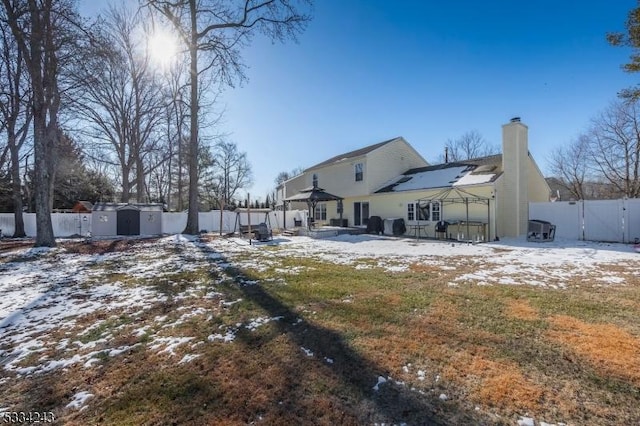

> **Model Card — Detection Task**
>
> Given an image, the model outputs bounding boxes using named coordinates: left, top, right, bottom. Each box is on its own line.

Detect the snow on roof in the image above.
left=376, top=163, right=497, bottom=193
left=453, top=171, right=496, bottom=186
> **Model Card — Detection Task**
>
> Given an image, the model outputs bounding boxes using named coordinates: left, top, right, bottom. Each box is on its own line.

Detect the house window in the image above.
left=315, top=203, right=327, bottom=221
left=355, top=163, right=363, bottom=182
left=312, top=173, right=318, bottom=188
left=431, top=201, right=441, bottom=221
left=417, top=202, right=429, bottom=221
left=408, top=201, right=440, bottom=222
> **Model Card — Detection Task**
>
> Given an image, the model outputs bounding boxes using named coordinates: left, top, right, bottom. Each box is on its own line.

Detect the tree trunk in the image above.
left=121, top=167, right=130, bottom=203
left=183, top=0, right=199, bottom=234
left=31, top=2, right=56, bottom=247
left=9, top=135, right=25, bottom=237
left=136, top=157, right=145, bottom=203
left=32, top=116, right=56, bottom=246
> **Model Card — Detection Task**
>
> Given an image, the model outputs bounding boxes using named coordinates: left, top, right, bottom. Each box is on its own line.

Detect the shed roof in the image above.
left=92, top=202, right=164, bottom=212
left=72, top=201, right=93, bottom=212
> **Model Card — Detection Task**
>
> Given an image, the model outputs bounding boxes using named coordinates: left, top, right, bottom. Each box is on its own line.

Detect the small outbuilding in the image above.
left=72, top=201, right=93, bottom=213
left=92, top=203, right=163, bottom=237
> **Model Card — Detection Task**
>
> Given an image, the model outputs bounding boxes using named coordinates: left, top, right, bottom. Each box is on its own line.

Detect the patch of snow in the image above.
left=208, top=330, right=236, bottom=343
left=517, top=417, right=535, bottom=426
left=373, top=376, right=387, bottom=391
left=108, top=344, right=140, bottom=357
left=378, top=165, right=469, bottom=192
left=179, top=354, right=201, bottom=364
left=149, top=337, right=194, bottom=356
left=245, top=316, right=283, bottom=331
left=454, top=172, right=495, bottom=186
left=596, top=275, right=625, bottom=284
left=66, top=391, right=94, bottom=410
left=133, top=326, right=151, bottom=337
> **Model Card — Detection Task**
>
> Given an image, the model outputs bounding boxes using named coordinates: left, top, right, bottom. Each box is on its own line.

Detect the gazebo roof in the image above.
left=284, top=186, right=343, bottom=203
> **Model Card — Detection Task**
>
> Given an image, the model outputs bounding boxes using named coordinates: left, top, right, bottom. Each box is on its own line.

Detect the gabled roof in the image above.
left=376, top=154, right=503, bottom=193
left=305, top=137, right=402, bottom=171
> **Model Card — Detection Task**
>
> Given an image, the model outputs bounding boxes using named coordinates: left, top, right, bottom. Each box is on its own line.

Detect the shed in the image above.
left=72, top=201, right=93, bottom=213
left=92, top=203, right=163, bottom=236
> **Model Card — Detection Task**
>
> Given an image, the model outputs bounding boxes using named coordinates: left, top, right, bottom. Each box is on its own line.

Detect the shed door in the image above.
left=117, top=209, right=140, bottom=235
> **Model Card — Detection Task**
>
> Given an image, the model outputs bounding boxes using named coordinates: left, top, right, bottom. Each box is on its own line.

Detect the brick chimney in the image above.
left=500, top=117, right=529, bottom=237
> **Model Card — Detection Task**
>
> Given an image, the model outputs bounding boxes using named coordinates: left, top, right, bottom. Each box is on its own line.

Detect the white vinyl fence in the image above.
left=0, top=209, right=308, bottom=238
left=162, top=210, right=307, bottom=234
left=0, top=213, right=93, bottom=238
left=529, top=199, right=640, bottom=243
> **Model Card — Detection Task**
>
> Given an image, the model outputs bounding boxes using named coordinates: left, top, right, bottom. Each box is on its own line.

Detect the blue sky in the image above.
left=81, top=1, right=639, bottom=201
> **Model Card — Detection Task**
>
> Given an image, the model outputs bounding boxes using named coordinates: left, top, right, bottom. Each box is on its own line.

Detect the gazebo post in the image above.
left=465, top=197, right=470, bottom=242
left=487, top=199, right=491, bottom=242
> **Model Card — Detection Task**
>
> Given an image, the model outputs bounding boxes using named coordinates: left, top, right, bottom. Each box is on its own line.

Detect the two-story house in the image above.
left=279, top=118, right=550, bottom=238
left=278, top=137, right=428, bottom=227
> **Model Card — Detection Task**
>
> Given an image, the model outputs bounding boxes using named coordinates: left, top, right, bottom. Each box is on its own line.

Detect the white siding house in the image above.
left=279, top=137, right=428, bottom=227
left=279, top=119, right=549, bottom=237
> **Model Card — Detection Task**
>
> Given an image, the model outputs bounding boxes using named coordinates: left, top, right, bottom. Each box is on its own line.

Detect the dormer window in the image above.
left=355, top=163, right=363, bottom=182
left=312, top=173, right=318, bottom=188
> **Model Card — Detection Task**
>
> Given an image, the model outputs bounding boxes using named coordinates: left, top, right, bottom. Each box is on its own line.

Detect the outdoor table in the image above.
left=408, top=223, right=430, bottom=239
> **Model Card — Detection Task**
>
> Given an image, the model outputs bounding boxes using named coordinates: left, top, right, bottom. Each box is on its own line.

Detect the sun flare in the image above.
left=148, top=30, right=178, bottom=67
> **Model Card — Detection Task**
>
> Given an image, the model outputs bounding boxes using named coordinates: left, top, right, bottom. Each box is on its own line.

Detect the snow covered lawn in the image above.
left=1, top=234, right=639, bottom=425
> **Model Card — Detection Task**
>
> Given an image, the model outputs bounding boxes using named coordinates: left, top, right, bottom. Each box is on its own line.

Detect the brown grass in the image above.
left=444, top=353, right=544, bottom=412
left=505, top=299, right=539, bottom=321
left=3, top=237, right=640, bottom=425
left=547, top=315, right=640, bottom=385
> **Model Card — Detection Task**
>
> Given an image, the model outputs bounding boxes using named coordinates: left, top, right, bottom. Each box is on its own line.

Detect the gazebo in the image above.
left=415, top=187, right=494, bottom=242
left=284, top=185, right=343, bottom=230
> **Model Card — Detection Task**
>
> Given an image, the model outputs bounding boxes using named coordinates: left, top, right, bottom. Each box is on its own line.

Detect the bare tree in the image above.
left=442, top=130, right=498, bottom=162
left=1, top=0, right=80, bottom=246
left=548, top=135, right=590, bottom=200
left=69, top=4, right=165, bottom=203
left=586, top=100, right=640, bottom=198
left=0, top=11, right=32, bottom=236
left=274, top=166, right=304, bottom=185
left=143, top=0, right=311, bottom=234
left=212, top=139, right=252, bottom=206
left=160, top=61, right=191, bottom=211
left=554, top=99, right=640, bottom=199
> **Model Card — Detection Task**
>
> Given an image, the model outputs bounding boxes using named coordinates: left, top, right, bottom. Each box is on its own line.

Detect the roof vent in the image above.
left=510, top=117, right=521, bottom=123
